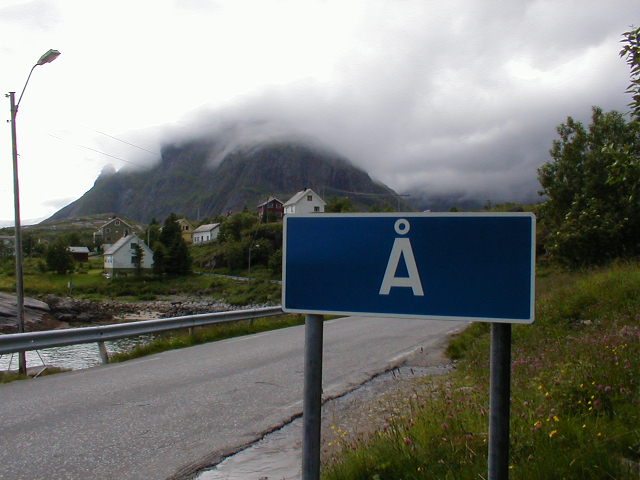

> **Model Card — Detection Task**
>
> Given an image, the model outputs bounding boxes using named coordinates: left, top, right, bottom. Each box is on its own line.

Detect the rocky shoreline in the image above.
left=1, top=293, right=265, bottom=334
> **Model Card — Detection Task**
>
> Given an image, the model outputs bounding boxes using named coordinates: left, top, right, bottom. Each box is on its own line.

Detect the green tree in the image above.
left=620, top=26, right=640, bottom=119
left=153, top=214, right=192, bottom=276
left=45, top=242, right=74, bottom=274
left=218, top=212, right=257, bottom=243
left=131, top=243, right=144, bottom=275
left=537, top=107, right=640, bottom=266
left=145, top=218, right=161, bottom=247
left=325, top=196, right=354, bottom=213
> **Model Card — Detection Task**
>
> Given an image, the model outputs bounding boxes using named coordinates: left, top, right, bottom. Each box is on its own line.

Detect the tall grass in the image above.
left=323, top=261, right=640, bottom=479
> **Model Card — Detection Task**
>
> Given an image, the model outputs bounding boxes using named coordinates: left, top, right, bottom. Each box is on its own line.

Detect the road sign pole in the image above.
left=302, top=314, right=324, bottom=480
left=488, top=322, right=512, bottom=480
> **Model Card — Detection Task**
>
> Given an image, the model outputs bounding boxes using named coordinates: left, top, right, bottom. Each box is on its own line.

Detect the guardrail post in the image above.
left=302, top=314, right=324, bottom=480
left=97, top=341, right=109, bottom=364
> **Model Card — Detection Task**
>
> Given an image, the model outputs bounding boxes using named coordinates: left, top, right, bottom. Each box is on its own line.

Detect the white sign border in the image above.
left=282, top=212, right=536, bottom=324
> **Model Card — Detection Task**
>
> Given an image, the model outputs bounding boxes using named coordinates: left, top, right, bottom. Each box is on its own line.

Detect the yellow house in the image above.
left=176, top=218, right=194, bottom=244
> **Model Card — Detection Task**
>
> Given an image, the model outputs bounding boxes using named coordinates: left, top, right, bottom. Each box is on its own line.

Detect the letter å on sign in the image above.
left=283, top=213, right=535, bottom=324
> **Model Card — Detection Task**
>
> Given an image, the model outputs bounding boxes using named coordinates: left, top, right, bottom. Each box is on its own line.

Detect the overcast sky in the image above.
left=0, top=0, right=637, bottom=225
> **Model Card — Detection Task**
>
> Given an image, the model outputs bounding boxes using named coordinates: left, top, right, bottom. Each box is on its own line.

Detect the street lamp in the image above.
left=6, top=49, right=60, bottom=375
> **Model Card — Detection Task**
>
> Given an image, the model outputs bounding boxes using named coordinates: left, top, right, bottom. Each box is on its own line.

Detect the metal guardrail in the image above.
left=0, top=306, right=284, bottom=356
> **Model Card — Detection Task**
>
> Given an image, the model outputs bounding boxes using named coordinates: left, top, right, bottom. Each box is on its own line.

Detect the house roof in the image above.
left=193, top=223, right=220, bottom=233
left=99, top=216, right=133, bottom=230
left=104, top=234, right=146, bottom=255
left=257, top=197, right=283, bottom=208
left=284, top=188, right=326, bottom=207
left=68, top=246, right=90, bottom=254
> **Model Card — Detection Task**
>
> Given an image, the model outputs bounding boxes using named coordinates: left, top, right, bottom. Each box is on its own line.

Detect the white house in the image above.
left=103, top=234, right=153, bottom=275
left=192, top=223, right=220, bottom=245
left=283, top=188, right=326, bottom=214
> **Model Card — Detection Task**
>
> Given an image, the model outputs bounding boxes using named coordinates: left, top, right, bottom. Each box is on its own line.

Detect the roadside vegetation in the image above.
left=0, top=366, right=69, bottom=384
left=322, top=261, right=640, bottom=479
left=109, top=313, right=304, bottom=363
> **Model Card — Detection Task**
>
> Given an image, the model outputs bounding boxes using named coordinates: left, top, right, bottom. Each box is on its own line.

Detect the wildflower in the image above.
left=404, top=437, right=413, bottom=445
left=549, top=430, right=558, bottom=438
left=532, top=420, right=543, bottom=431
left=582, top=424, right=587, bottom=429
left=553, top=415, right=560, bottom=422
left=441, top=423, right=449, bottom=430
left=545, top=392, right=551, bottom=398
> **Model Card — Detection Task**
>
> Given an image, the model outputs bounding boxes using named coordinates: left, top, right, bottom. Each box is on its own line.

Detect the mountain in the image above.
left=47, top=139, right=408, bottom=223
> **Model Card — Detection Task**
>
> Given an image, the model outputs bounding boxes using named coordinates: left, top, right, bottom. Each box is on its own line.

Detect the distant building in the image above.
left=176, top=218, right=194, bottom=244
left=68, top=246, right=90, bottom=262
left=103, top=234, right=153, bottom=275
left=93, top=217, right=136, bottom=249
left=284, top=188, right=326, bottom=215
left=257, top=197, right=284, bottom=221
left=192, top=223, right=221, bottom=245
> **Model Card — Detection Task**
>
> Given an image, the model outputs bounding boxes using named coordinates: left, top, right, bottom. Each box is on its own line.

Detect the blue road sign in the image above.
left=282, top=213, right=535, bottom=323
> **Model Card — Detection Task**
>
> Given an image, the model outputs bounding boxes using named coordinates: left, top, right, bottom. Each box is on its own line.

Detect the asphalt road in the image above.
left=0, top=316, right=462, bottom=480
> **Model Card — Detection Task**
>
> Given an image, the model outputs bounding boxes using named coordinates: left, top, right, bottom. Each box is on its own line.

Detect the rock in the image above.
left=0, top=292, right=65, bottom=333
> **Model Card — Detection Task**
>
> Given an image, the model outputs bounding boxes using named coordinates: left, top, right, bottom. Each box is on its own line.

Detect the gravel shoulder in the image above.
left=320, top=337, right=456, bottom=463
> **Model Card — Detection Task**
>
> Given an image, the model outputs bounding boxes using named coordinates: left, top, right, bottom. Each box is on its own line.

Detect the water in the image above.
left=0, top=335, right=155, bottom=372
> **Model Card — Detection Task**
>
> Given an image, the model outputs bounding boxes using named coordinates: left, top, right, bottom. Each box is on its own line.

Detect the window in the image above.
left=130, top=243, right=138, bottom=249
left=115, top=220, right=120, bottom=226
left=105, top=228, right=110, bottom=233
left=314, top=206, right=320, bottom=212
left=307, top=195, right=313, bottom=201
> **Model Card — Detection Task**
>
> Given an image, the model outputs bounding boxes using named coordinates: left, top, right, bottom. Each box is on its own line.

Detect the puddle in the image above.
left=193, top=364, right=453, bottom=480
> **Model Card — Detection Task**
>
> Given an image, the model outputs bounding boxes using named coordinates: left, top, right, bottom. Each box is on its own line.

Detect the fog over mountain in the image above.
left=1, top=1, right=634, bottom=223
left=48, top=130, right=408, bottom=223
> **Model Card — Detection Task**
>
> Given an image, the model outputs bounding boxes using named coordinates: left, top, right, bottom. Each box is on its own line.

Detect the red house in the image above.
left=257, top=197, right=284, bottom=221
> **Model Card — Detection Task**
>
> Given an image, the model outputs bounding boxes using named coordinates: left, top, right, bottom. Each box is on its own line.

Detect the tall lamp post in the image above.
left=6, top=49, right=60, bottom=375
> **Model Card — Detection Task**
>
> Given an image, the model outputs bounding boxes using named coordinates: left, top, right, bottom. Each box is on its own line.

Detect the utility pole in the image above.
left=7, top=91, right=26, bottom=375
left=6, top=49, right=61, bottom=375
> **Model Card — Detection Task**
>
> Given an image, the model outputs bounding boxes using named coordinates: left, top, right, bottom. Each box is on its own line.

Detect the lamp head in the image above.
left=36, top=49, right=61, bottom=66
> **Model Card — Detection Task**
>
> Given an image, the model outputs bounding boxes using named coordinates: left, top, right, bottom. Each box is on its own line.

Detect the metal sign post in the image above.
left=283, top=213, right=535, bottom=480
left=302, top=314, right=324, bottom=480
left=489, top=322, right=512, bottom=480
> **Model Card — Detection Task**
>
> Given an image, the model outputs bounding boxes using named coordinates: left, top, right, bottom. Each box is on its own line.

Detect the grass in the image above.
left=109, top=313, right=304, bottom=362
left=0, top=366, right=70, bottom=384
left=0, top=265, right=281, bottom=305
left=322, top=261, right=640, bottom=479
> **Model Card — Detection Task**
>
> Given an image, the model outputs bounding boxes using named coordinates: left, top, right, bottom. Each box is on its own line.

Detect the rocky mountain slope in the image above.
left=48, top=139, right=407, bottom=223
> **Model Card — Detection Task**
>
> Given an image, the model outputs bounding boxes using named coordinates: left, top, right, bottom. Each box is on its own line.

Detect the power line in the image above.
left=91, top=129, right=159, bottom=156
left=48, top=134, right=140, bottom=166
